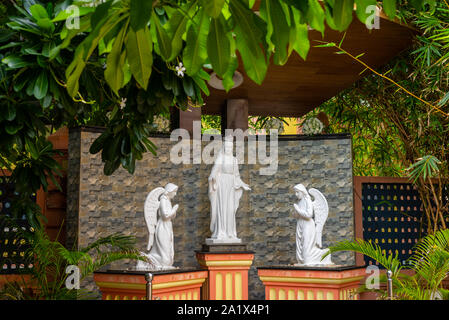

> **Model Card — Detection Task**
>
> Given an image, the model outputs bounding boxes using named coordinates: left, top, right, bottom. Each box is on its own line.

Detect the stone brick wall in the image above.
left=67, top=127, right=355, bottom=300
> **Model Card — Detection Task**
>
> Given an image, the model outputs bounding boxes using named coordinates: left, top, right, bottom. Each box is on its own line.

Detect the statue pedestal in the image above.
left=93, top=268, right=207, bottom=300
left=196, top=244, right=254, bottom=300
left=257, top=265, right=366, bottom=300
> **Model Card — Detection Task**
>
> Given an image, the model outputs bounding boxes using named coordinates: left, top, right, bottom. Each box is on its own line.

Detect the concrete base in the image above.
left=257, top=266, right=366, bottom=300
left=205, top=237, right=242, bottom=245
left=202, top=243, right=248, bottom=253
left=93, top=268, right=207, bottom=300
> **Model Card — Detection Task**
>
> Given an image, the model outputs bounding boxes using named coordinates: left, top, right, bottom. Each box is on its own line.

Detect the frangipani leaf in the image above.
left=207, top=14, right=231, bottom=77
left=183, top=9, right=210, bottom=76
left=126, top=26, right=153, bottom=89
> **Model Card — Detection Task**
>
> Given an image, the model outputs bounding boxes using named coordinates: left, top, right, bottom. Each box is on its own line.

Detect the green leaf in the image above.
left=25, top=137, right=39, bottom=160
left=282, top=0, right=309, bottom=14
left=221, top=55, right=238, bottom=92
left=5, top=105, right=16, bottom=121
left=29, top=4, right=49, bottom=20
left=382, top=0, right=397, bottom=19
left=166, top=1, right=198, bottom=61
left=7, top=17, right=41, bottom=35
left=183, top=8, right=210, bottom=75
left=201, top=0, right=225, bottom=18
left=36, top=18, right=55, bottom=32
left=327, top=239, right=402, bottom=275
left=207, top=14, right=231, bottom=77
left=354, top=0, right=377, bottom=23
left=13, top=73, right=29, bottom=92
left=91, top=1, right=113, bottom=30
left=324, top=2, right=338, bottom=30
left=42, top=41, right=56, bottom=58
left=33, top=71, right=48, bottom=100
left=104, top=159, right=120, bottom=176
left=410, top=0, right=424, bottom=11
left=105, top=20, right=128, bottom=94
left=60, top=15, right=91, bottom=47
left=333, top=0, right=354, bottom=32
left=52, top=6, right=95, bottom=22
left=90, top=132, right=110, bottom=154
left=26, top=74, right=37, bottom=96
left=151, top=10, right=172, bottom=61
left=406, top=155, right=441, bottom=183
left=130, top=0, right=153, bottom=31
left=66, top=13, right=125, bottom=97
left=5, top=123, right=23, bottom=135
left=437, top=92, right=449, bottom=107
left=0, top=30, right=15, bottom=43
left=307, top=0, right=325, bottom=34
left=260, top=0, right=290, bottom=65
left=229, top=0, right=268, bottom=84
left=292, top=19, right=310, bottom=60
left=192, top=73, right=210, bottom=95
left=41, top=95, right=52, bottom=108
left=126, top=26, right=153, bottom=89
left=182, top=77, right=195, bottom=97
left=2, top=55, right=31, bottom=69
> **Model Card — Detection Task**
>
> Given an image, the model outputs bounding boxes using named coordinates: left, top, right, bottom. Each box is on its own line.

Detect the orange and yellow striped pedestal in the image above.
left=257, top=266, right=366, bottom=300
left=196, top=251, right=254, bottom=300
left=93, top=268, right=207, bottom=300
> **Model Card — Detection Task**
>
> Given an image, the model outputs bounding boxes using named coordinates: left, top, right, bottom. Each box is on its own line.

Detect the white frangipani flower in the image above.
left=175, top=62, right=186, bottom=77
left=119, top=98, right=127, bottom=109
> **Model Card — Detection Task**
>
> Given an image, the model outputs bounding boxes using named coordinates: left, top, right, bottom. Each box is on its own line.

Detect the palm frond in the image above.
left=80, top=233, right=138, bottom=254
left=407, top=229, right=449, bottom=293
left=1, top=227, right=142, bottom=299
left=406, top=155, right=441, bottom=183
left=79, top=250, right=144, bottom=280
left=325, top=238, right=403, bottom=275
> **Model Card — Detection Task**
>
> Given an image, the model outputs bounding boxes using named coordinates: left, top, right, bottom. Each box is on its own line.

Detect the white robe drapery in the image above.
left=208, top=152, right=245, bottom=241
left=294, top=196, right=332, bottom=265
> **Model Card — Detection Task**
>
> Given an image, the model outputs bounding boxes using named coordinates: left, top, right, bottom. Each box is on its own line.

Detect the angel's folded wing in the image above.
left=308, top=188, right=329, bottom=248
left=144, top=187, right=165, bottom=251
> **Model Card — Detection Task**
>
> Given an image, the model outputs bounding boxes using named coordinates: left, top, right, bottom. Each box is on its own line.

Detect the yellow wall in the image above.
left=282, top=118, right=299, bottom=134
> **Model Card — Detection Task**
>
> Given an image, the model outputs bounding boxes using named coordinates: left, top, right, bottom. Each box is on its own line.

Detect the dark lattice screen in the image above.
left=0, top=177, right=34, bottom=274
left=362, top=182, right=426, bottom=268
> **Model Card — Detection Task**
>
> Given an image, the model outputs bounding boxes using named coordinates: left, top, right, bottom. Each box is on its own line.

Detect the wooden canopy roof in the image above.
left=202, top=13, right=416, bottom=117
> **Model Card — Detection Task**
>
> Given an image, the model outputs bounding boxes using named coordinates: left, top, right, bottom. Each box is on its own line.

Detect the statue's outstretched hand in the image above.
left=241, top=183, right=251, bottom=191
left=173, top=204, right=179, bottom=213
left=210, top=178, right=217, bottom=191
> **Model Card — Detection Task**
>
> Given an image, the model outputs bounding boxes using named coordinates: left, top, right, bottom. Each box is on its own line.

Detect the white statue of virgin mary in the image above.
left=206, top=136, right=251, bottom=244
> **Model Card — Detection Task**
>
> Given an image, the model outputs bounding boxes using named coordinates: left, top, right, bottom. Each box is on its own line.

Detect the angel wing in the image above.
left=295, top=220, right=304, bottom=264
left=308, top=188, right=329, bottom=248
left=144, top=187, right=165, bottom=251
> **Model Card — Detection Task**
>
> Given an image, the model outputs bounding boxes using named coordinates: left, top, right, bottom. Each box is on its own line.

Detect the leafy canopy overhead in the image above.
left=0, top=0, right=431, bottom=191
left=64, top=0, right=435, bottom=95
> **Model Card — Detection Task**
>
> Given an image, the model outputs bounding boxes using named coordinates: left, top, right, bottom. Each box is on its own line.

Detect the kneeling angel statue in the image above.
left=293, top=184, right=333, bottom=266
left=136, top=183, right=179, bottom=270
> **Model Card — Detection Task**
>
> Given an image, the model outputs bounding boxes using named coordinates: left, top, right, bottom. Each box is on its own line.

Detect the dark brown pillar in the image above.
left=223, top=99, right=249, bottom=132
left=170, top=105, right=202, bottom=135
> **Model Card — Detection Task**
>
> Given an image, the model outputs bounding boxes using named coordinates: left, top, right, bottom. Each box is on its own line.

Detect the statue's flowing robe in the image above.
left=208, top=152, right=244, bottom=240
left=148, top=194, right=176, bottom=267
left=294, top=196, right=332, bottom=265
